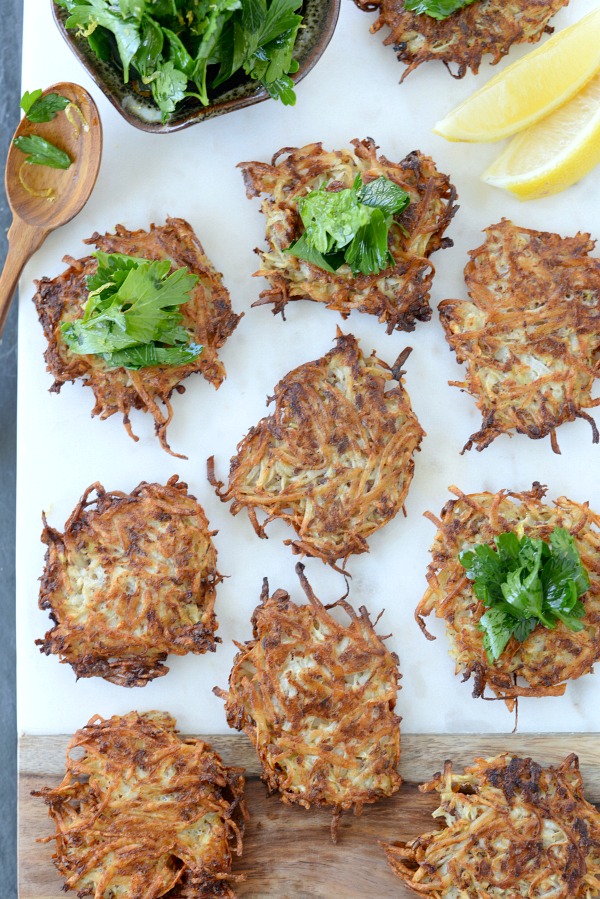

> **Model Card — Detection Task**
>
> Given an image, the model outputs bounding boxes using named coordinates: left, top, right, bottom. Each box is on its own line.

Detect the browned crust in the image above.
left=238, top=138, right=457, bottom=334
left=385, top=753, right=600, bottom=898
left=354, top=0, right=569, bottom=79
left=416, top=484, right=600, bottom=707
left=215, top=563, right=401, bottom=838
left=209, top=330, right=424, bottom=567
left=33, top=711, right=246, bottom=898
left=439, top=220, right=600, bottom=453
left=33, top=217, right=242, bottom=457
left=37, top=475, right=221, bottom=687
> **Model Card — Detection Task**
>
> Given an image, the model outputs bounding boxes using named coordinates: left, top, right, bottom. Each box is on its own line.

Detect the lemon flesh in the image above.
left=482, top=72, right=600, bottom=200
left=434, top=6, right=600, bottom=142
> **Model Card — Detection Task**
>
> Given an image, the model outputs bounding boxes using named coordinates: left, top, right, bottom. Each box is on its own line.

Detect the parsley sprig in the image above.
left=20, top=89, right=70, bottom=122
left=56, top=0, right=304, bottom=120
left=285, top=175, right=410, bottom=277
left=404, top=0, right=477, bottom=20
left=61, top=252, right=203, bottom=370
left=13, top=89, right=73, bottom=171
left=459, top=529, right=590, bottom=663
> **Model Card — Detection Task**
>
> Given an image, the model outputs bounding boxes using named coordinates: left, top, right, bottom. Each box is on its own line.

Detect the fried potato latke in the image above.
left=385, top=753, right=600, bottom=899
left=354, top=0, right=569, bottom=80
left=209, top=331, right=424, bottom=567
left=37, top=476, right=221, bottom=687
left=215, top=563, right=401, bottom=838
left=33, top=711, right=246, bottom=899
left=239, top=138, right=457, bottom=333
left=439, top=220, right=600, bottom=453
left=416, top=484, right=600, bottom=707
left=33, top=217, right=241, bottom=457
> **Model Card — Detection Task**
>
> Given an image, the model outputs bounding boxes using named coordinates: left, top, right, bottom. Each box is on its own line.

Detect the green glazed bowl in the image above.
left=52, top=0, right=341, bottom=133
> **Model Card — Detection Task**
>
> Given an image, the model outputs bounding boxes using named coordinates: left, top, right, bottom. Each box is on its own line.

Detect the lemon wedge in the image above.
left=482, top=71, right=600, bottom=200
left=434, top=6, right=600, bottom=142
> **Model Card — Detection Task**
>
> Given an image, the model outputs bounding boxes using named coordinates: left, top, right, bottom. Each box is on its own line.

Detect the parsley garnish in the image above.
left=459, top=529, right=590, bottom=663
left=61, top=252, right=203, bottom=370
left=56, top=0, right=304, bottom=121
left=404, top=0, right=477, bottom=19
left=13, top=135, right=72, bottom=169
left=285, top=175, right=410, bottom=277
left=20, top=89, right=70, bottom=123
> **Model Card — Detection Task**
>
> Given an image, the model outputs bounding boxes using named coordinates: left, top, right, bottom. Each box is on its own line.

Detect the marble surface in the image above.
left=16, top=0, right=600, bottom=748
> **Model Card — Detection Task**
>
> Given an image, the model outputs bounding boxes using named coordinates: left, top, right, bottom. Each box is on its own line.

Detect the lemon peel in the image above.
left=434, top=7, right=600, bottom=142
left=482, top=71, right=600, bottom=200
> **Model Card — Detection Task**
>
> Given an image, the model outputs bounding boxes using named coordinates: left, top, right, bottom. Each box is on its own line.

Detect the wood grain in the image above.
left=20, top=733, right=600, bottom=899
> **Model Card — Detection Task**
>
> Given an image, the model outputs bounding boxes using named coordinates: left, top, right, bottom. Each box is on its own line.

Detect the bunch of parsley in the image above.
left=56, top=0, right=304, bottom=120
left=285, top=175, right=410, bottom=277
left=61, top=252, right=202, bottom=370
left=459, top=528, right=590, bottom=663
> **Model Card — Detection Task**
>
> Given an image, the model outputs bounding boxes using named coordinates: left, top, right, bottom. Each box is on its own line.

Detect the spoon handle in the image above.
left=0, top=217, right=48, bottom=338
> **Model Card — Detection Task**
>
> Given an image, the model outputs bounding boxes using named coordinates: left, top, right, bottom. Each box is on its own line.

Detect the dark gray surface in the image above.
left=1, top=0, right=22, bottom=894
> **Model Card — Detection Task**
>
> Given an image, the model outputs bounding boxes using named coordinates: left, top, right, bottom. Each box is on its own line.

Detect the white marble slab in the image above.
left=17, top=0, right=600, bottom=736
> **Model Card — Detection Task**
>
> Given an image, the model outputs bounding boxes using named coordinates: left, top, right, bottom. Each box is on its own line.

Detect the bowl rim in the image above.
left=51, top=0, right=342, bottom=134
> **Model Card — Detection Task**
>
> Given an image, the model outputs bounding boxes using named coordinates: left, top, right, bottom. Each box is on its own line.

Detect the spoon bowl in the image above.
left=0, top=82, right=102, bottom=334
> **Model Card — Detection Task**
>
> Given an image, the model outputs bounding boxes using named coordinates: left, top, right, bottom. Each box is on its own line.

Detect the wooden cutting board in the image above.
left=20, top=733, right=600, bottom=898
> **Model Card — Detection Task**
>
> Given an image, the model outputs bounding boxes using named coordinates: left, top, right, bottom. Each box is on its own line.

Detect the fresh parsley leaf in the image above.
left=64, top=0, right=142, bottom=82
left=20, top=89, right=43, bottom=116
left=284, top=232, right=346, bottom=273
left=104, top=342, right=202, bottom=369
left=357, top=176, right=411, bottom=216
left=285, top=175, right=410, bottom=277
left=61, top=253, right=202, bottom=370
left=13, top=135, right=72, bottom=169
left=149, top=60, right=189, bottom=117
left=479, top=607, right=513, bottom=664
left=21, top=91, right=70, bottom=123
left=403, top=0, right=477, bottom=20
left=134, top=15, right=164, bottom=79
left=459, top=528, right=590, bottom=663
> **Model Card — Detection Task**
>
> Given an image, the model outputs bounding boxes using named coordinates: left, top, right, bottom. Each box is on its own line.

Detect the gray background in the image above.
left=2, top=0, right=23, bottom=893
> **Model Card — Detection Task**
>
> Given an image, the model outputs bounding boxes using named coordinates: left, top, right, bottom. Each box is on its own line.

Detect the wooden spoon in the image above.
left=0, top=82, right=102, bottom=336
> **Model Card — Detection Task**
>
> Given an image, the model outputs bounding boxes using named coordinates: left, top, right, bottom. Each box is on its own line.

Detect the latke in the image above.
left=439, top=220, right=600, bottom=453
left=354, top=0, right=569, bottom=80
left=33, top=217, right=241, bottom=457
left=209, top=331, right=424, bottom=567
left=215, top=563, right=401, bottom=838
left=385, top=753, right=600, bottom=898
left=37, top=476, right=221, bottom=687
left=416, top=484, right=600, bottom=706
left=239, top=138, right=457, bottom=333
left=33, top=711, right=246, bottom=898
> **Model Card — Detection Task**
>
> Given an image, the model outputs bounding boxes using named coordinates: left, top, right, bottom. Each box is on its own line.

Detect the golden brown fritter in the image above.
left=385, top=753, right=600, bottom=898
left=215, top=563, right=401, bottom=839
left=33, top=711, right=246, bottom=899
left=354, top=0, right=569, bottom=80
left=33, top=217, right=242, bottom=457
left=439, top=220, right=600, bottom=453
left=416, top=484, right=600, bottom=707
left=239, top=138, right=457, bottom=334
left=209, top=331, right=424, bottom=568
left=37, top=476, right=221, bottom=687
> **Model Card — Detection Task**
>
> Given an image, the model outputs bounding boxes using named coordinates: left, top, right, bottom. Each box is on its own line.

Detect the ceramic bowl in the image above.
left=52, top=0, right=341, bottom=134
